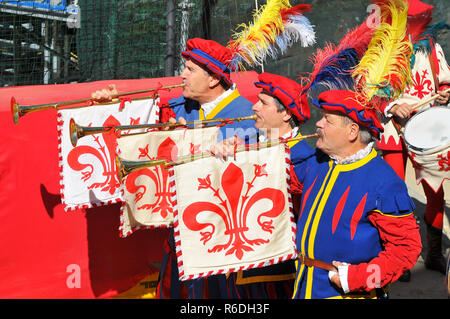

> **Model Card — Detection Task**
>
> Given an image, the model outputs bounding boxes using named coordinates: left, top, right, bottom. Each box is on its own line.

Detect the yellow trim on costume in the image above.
left=299, top=149, right=378, bottom=298
left=235, top=269, right=296, bottom=285
left=326, top=285, right=390, bottom=299
left=287, top=132, right=302, bottom=148
left=199, top=108, right=205, bottom=121
left=326, top=293, right=377, bottom=299
left=112, top=272, right=159, bottom=299
left=200, top=89, right=241, bottom=121
left=292, top=260, right=305, bottom=299
left=371, top=210, right=414, bottom=217
left=337, top=148, right=377, bottom=172
left=295, top=161, right=333, bottom=299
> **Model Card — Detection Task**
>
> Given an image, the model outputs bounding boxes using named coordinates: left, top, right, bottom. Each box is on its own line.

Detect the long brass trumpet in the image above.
left=115, top=133, right=319, bottom=181
left=70, top=114, right=257, bottom=147
left=11, top=83, right=185, bottom=125
left=116, top=157, right=167, bottom=183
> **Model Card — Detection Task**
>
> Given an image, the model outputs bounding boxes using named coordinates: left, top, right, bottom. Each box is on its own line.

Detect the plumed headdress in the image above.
left=308, top=0, right=414, bottom=139
left=227, top=0, right=315, bottom=71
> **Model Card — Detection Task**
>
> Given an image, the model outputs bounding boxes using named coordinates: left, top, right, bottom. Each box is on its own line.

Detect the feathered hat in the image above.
left=181, top=38, right=235, bottom=86
left=181, top=1, right=316, bottom=87
left=227, top=0, right=316, bottom=71
left=310, top=0, right=414, bottom=139
left=300, top=16, right=375, bottom=97
left=352, top=0, right=413, bottom=111
left=255, top=72, right=310, bottom=123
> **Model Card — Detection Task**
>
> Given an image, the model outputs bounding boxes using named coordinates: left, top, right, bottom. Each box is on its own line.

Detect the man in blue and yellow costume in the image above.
left=219, top=72, right=314, bottom=299
left=161, top=38, right=256, bottom=143
left=157, top=38, right=255, bottom=299
left=292, top=90, right=422, bottom=299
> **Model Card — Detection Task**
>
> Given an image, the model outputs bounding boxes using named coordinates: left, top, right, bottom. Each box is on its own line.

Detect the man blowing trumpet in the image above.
left=214, top=76, right=422, bottom=298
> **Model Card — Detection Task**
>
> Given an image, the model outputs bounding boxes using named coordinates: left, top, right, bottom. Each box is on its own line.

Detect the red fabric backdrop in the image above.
left=0, top=71, right=260, bottom=298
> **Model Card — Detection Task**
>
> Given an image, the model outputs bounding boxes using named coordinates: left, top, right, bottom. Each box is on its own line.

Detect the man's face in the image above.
left=252, top=92, right=286, bottom=132
left=180, top=58, right=211, bottom=101
left=315, top=109, right=349, bottom=155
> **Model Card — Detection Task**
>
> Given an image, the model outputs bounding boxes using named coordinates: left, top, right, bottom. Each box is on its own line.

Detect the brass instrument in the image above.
left=69, top=114, right=257, bottom=147
left=115, top=156, right=166, bottom=183
left=11, top=83, right=185, bottom=125
left=115, top=133, right=319, bottom=181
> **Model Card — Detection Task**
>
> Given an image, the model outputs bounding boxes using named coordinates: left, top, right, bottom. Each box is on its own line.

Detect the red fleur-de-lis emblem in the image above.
left=437, top=151, right=450, bottom=172
left=406, top=69, right=433, bottom=99
left=182, top=162, right=285, bottom=260
left=125, top=137, right=178, bottom=219
left=67, top=115, right=122, bottom=195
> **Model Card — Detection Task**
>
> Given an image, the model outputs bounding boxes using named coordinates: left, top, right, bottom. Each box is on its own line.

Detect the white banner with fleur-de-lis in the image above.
left=57, top=98, right=159, bottom=212
left=116, top=127, right=220, bottom=237
left=171, top=143, right=297, bottom=281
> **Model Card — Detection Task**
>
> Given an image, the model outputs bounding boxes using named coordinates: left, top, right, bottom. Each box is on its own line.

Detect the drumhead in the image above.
left=403, top=107, right=450, bottom=152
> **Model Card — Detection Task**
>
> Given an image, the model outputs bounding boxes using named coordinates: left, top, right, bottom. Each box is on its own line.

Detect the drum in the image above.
left=403, top=107, right=450, bottom=154
left=403, top=107, right=450, bottom=192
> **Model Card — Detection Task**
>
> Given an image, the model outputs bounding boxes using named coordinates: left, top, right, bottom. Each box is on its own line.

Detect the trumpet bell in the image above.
left=69, top=118, right=80, bottom=147
left=11, top=97, right=19, bottom=125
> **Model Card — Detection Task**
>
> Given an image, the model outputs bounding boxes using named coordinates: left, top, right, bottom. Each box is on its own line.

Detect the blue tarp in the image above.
left=0, top=1, right=78, bottom=13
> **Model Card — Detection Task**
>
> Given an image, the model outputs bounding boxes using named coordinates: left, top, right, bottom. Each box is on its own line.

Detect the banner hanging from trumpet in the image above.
left=117, top=126, right=220, bottom=238
left=57, top=98, right=160, bottom=212
left=171, top=143, right=297, bottom=281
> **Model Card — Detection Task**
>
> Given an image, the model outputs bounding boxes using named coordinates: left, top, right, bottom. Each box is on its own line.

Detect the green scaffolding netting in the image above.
left=0, top=0, right=258, bottom=87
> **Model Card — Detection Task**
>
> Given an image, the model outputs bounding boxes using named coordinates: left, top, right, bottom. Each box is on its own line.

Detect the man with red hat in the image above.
left=377, top=0, right=450, bottom=277
left=155, top=38, right=257, bottom=299
left=161, top=38, right=256, bottom=142
left=212, top=72, right=315, bottom=299
left=290, top=89, right=422, bottom=299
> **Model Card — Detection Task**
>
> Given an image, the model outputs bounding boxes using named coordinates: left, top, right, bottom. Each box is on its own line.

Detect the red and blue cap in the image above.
left=181, top=38, right=233, bottom=87
left=312, top=90, right=384, bottom=139
left=254, top=72, right=310, bottom=124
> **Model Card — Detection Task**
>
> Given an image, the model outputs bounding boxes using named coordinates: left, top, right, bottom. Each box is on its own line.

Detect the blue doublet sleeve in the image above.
left=168, top=96, right=201, bottom=122
left=372, top=158, right=416, bottom=216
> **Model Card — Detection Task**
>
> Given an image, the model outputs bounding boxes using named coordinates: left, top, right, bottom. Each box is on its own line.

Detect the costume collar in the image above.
left=330, top=142, right=374, bottom=165
left=201, top=84, right=236, bottom=118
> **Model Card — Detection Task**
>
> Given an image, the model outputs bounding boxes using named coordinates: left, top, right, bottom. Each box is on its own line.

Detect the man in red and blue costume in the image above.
left=161, top=38, right=256, bottom=143
left=292, top=90, right=422, bottom=299
left=157, top=38, right=255, bottom=299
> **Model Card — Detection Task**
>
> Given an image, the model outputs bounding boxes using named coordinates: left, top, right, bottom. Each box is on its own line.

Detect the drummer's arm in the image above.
left=435, top=84, right=450, bottom=105
left=387, top=103, right=415, bottom=119
left=378, top=97, right=414, bottom=119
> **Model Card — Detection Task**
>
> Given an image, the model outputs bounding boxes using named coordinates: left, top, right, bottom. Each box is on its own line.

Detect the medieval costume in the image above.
left=292, top=90, right=422, bottom=299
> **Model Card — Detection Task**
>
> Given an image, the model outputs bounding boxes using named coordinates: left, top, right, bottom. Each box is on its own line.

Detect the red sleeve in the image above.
left=159, top=104, right=176, bottom=123
left=377, top=99, right=390, bottom=114
left=347, top=212, right=422, bottom=292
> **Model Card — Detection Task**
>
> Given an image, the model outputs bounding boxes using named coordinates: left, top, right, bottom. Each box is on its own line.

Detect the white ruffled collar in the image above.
left=200, top=84, right=236, bottom=117
left=330, top=142, right=374, bottom=165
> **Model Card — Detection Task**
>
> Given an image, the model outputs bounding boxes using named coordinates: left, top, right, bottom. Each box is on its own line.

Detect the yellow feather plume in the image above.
left=352, top=0, right=413, bottom=109
left=227, top=0, right=315, bottom=71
